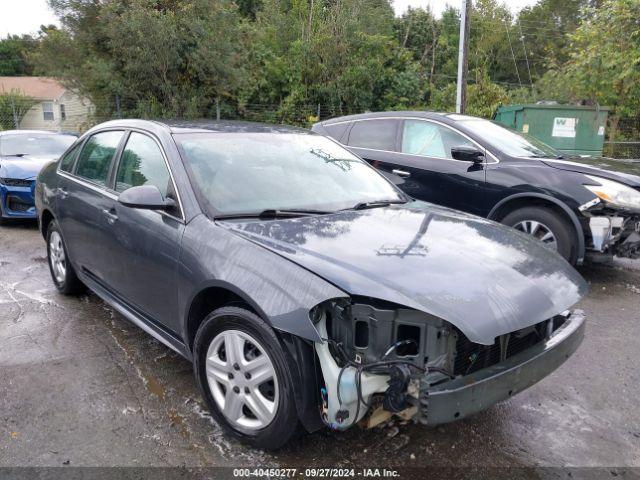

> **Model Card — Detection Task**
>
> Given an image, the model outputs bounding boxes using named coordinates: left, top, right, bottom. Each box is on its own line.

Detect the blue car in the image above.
left=0, top=130, right=76, bottom=223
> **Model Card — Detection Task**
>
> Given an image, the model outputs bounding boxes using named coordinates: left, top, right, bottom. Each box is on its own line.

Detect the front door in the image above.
left=395, top=119, right=487, bottom=215
left=348, top=118, right=488, bottom=216
left=109, top=131, right=184, bottom=334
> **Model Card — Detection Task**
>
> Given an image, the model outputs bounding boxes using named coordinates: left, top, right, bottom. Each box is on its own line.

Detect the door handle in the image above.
left=392, top=169, right=411, bottom=178
left=102, top=208, right=118, bottom=225
left=58, top=187, right=69, bottom=199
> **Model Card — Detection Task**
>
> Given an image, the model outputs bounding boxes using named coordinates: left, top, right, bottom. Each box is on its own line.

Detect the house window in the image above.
left=43, top=102, right=54, bottom=121
left=60, top=104, right=66, bottom=121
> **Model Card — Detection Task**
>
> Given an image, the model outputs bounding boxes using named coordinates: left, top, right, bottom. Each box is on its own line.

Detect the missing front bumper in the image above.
left=418, top=310, right=585, bottom=425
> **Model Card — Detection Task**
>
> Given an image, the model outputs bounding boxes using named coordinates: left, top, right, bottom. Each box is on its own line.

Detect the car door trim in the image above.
left=331, top=116, right=500, bottom=164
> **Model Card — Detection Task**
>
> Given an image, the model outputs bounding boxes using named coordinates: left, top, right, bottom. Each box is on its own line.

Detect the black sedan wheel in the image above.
left=502, top=206, right=577, bottom=264
left=193, top=306, right=300, bottom=450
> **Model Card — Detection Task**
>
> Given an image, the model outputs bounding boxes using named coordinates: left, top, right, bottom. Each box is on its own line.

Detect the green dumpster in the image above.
left=493, top=104, right=609, bottom=156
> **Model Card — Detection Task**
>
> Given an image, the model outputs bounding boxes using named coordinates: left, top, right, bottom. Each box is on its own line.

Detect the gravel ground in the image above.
left=1, top=221, right=639, bottom=471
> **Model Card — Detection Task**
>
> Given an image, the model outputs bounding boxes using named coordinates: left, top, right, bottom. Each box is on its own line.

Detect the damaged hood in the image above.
left=542, top=157, right=640, bottom=187
left=222, top=203, right=588, bottom=345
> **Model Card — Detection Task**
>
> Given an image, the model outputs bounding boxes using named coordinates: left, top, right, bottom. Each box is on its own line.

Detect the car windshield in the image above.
left=0, top=133, right=76, bottom=157
left=456, top=118, right=561, bottom=158
left=175, top=132, right=404, bottom=216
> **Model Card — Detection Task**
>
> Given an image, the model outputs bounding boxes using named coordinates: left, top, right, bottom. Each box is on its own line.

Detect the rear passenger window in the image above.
left=59, top=143, right=81, bottom=172
left=115, top=132, right=171, bottom=197
left=75, top=131, right=123, bottom=186
left=348, top=120, right=398, bottom=151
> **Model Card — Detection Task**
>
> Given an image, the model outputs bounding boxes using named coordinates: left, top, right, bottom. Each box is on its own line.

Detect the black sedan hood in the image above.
left=542, top=157, right=640, bottom=187
left=222, top=203, right=588, bottom=345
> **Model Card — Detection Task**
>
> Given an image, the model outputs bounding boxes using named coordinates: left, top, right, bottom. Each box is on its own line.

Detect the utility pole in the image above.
left=455, top=0, right=471, bottom=114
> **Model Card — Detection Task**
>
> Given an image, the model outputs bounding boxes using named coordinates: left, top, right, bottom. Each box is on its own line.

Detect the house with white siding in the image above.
left=0, top=77, right=95, bottom=133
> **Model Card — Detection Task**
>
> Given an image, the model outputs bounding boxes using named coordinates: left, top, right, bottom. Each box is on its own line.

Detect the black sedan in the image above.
left=36, top=120, right=586, bottom=449
left=312, top=112, right=640, bottom=265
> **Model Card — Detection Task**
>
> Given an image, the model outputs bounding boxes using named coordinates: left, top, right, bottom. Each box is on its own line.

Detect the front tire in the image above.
left=46, top=220, right=84, bottom=294
left=193, top=307, right=300, bottom=450
left=501, top=206, right=578, bottom=264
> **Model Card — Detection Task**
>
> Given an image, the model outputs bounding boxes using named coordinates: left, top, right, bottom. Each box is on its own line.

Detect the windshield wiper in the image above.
left=347, top=199, right=408, bottom=211
left=3, top=153, right=29, bottom=157
left=214, top=208, right=332, bottom=220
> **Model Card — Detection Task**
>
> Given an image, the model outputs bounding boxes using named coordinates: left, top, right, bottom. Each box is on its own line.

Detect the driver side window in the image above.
left=401, top=120, right=474, bottom=159
left=115, top=132, right=171, bottom=197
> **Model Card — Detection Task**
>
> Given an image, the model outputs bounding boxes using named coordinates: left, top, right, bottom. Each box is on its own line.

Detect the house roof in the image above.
left=0, top=77, right=66, bottom=100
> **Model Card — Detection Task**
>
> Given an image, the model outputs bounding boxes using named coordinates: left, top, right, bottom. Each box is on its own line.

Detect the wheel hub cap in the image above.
left=513, top=220, right=558, bottom=251
left=49, top=231, right=67, bottom=283
left=205, top=330, right=278, bottom=431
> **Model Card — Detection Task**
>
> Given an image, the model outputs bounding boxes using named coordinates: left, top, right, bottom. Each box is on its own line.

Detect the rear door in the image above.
left=56, top=130, right=125, bottom=289
left=344, top=118, right=414, bottom=187
left=395, top=119, right=487, bottom=215
left=108, top=131, right=184, bottom=334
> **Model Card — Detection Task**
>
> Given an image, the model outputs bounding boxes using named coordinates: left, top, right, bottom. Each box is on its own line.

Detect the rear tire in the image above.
left=501, top=206, right=578, bottom=264
left=46, top=220, right=85, bottom=294
left=193, top=306, right=301, bottom=450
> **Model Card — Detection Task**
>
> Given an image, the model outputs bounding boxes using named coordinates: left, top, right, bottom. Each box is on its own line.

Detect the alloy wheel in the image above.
left=49, top=231, right=67, bottom=283
left=205, top=329, right=279, bottom=431
left=513, top=220, right=558, bottom=251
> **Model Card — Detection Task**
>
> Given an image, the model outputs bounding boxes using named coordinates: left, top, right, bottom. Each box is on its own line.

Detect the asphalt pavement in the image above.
left=1, top=221, right=639, bottom=471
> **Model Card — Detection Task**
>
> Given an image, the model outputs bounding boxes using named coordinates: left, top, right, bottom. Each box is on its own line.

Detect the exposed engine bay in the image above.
left=580, top=199, right=640, bottom=259
left=313, top=299, right=573, bottom=429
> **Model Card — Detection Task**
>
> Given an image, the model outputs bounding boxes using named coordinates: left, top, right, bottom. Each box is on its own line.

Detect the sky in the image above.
left=0, top=0, right=541, bottom=37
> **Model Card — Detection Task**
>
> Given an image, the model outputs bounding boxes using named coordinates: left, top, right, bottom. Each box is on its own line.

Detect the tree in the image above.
left=238, top=0, right=422, bottom=124
left=516, top=0, right=596, bottom=81
left=36, top=0, right=245, bottom=117
left=560, top=0, right=640, bottom=119
left=0, top=91, right=38, bottom=129
left=0, top=35, right=37, bottom=76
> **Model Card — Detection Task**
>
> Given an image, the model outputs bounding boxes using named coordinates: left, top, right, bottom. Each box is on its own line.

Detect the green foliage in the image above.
left=466, top=76, right=509, bottom=117
left=0, top=35, right=37, bottom=76
left=36, top=0, right=245, bottom=117
left=562, top=0, right=640, bottom=118
left=0, top=91, right=38, bottom=129
left=25, top=0, right=638, bottom=127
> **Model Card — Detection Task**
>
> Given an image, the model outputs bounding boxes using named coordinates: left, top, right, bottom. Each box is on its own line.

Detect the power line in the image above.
left=518, top=20, right=533, bottom=88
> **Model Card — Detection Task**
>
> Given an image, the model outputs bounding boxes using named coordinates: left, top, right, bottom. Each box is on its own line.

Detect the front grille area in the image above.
left=7, top=195, right=33, bottom=213
left=453, top=315, right=567, bottom=376
left=1, top=178, right=32, bottom=187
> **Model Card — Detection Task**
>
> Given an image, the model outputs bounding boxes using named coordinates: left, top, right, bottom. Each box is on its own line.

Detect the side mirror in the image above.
left=118, top=185, right=175, bottom=210
left=451, top=146, right=485, bottom=163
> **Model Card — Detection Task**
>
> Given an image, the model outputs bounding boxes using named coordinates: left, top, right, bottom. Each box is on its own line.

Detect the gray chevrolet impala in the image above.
left=35, top=119, right=587, bottom=449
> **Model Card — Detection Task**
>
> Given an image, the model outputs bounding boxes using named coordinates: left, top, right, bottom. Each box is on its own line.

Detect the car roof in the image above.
left=0, top=130, right=65, bottom=136
left=318, top=111, right=480, bottom=124
left=86, top=119, right=312, bottom=135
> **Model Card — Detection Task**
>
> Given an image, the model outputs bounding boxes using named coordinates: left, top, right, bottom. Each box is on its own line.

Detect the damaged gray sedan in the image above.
left=35, top=120, right=587, bottom=449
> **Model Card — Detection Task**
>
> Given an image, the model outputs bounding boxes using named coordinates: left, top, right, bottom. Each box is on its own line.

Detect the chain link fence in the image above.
left=603, top=117, right=640, bottom=160
left=2, top=97, right=639, bottom=160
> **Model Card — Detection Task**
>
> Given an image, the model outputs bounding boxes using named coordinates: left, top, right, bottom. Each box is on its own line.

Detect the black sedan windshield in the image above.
left=457, top=118, right=561, bottom=158
left=175, top=132, right=404, bottom=215
left=0, top=133, right=76, bottom=157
